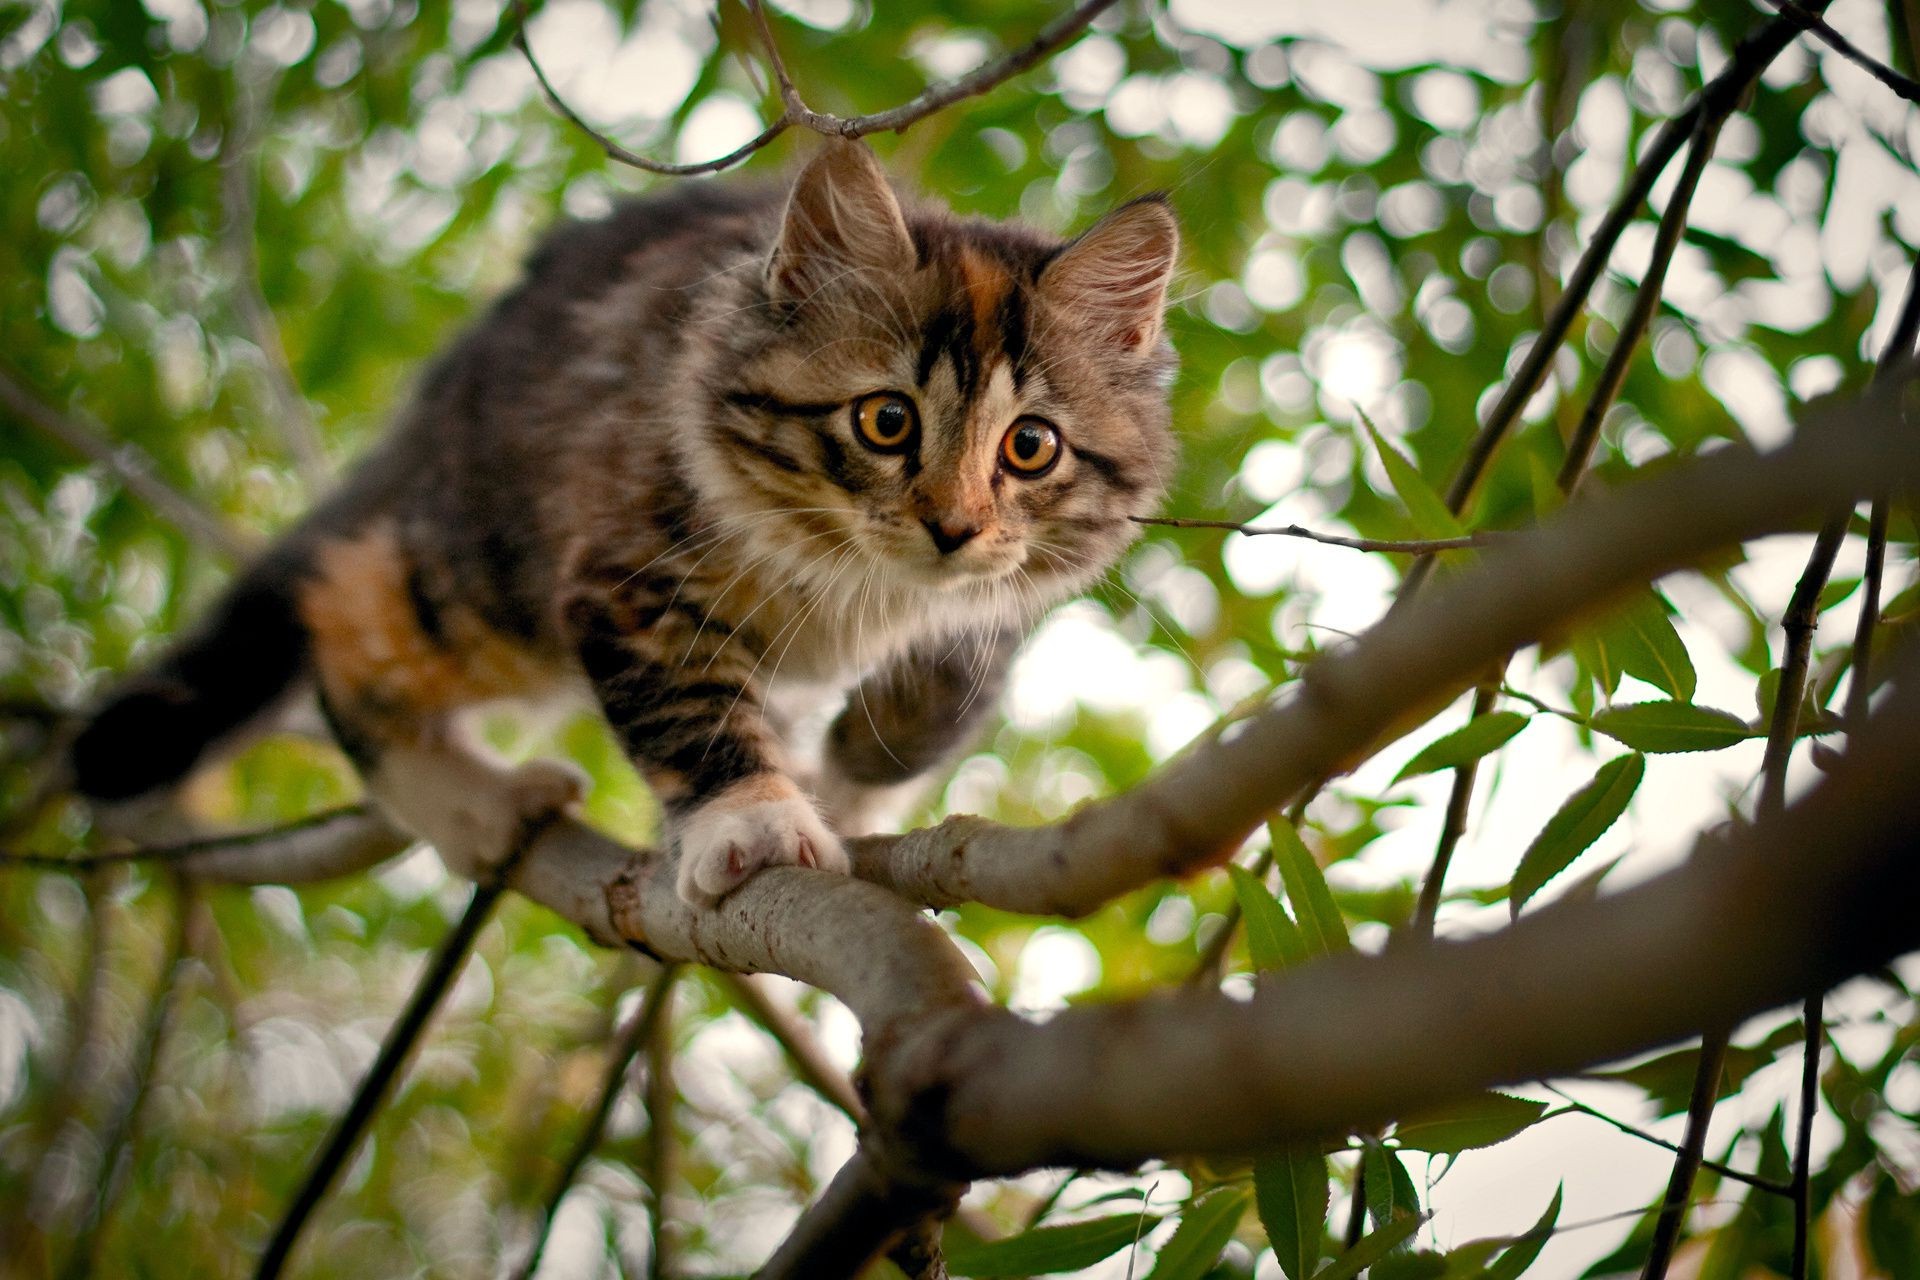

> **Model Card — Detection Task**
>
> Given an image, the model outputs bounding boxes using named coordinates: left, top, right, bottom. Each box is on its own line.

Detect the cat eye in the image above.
left=852, top=392, right=919, bottom=453
left=999, top=418, right=1061, bottom=477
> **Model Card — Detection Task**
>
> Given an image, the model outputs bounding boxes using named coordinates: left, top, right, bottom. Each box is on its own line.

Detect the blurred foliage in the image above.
left=3, top=0, right=1920, bottom=1277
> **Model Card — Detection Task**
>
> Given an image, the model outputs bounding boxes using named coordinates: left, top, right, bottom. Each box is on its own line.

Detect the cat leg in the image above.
left=563, top=560, right=847, bottom=908
left=818, top=628, right=1018, bottom=836
left=299, top=523, right=584, bottom=879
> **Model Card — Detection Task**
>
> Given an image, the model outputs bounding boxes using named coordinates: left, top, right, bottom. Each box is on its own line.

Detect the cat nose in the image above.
left=922, top=519, right=981, bottom=555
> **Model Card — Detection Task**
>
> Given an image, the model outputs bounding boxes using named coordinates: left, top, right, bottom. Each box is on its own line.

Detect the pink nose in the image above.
left=923, top=519, right=981, bottom=555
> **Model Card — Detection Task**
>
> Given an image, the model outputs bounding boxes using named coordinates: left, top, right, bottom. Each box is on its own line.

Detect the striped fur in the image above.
left=73, top=140, right=1181, bottom=907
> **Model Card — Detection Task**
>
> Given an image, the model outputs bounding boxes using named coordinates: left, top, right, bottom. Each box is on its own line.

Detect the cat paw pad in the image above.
left=674, top=786, right=848, bottom=907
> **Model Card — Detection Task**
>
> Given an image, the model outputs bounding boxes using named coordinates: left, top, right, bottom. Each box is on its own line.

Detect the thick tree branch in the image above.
left=847, top=378, right=1918, bottom=918
left=516, top=0, right=1122, bottom=175
left=0, top=365, right=255, bottom=562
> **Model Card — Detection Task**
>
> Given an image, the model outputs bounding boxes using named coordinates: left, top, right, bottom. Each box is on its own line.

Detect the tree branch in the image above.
left=512, top=964, right=680, bottom=1280
left=0, top=365, right=255, bottom=562
left=516, top=0, right=1123, bottom=176
left=1760, top=0, right=1920, bottom=103
left=1131, top=515, right=1489, bottom=555
left=718, top=972, right=865, bottom=1122
left=0, top=805, right=410, bottom=884
left=1541, top=1087, right=1790, bottom=1195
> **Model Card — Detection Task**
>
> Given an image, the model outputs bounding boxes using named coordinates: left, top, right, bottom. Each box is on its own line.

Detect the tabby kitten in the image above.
left=69, top=141, right=1181, bottom=907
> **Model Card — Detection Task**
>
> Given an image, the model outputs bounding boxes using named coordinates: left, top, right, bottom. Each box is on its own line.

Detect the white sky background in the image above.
left=473, top=0, right=1920, bottom=1274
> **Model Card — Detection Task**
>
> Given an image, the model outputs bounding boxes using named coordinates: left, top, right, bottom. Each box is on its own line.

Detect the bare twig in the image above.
left=644, top=979, right=677, bottom=1280
left=219, top=76, right=329, bottom=488
left=0, top=365, right=254, bottom=562
left=57, top=879, right=196, bottom=1280
left=1131, top=515, right=1487, bottom=555
left=1, top=805, right=410, bottom=884
left=253, top=857, right=521, bottom=1279
left=1760, top=0, right=1920, bottom=102
left=718, top=972, right=865, bottom=1121
left=516, top=0, right=1122, bottom=175
left=513, top=965, right=680, bottom=1280
left=1409, top=683, right=1496, bottom=939
left=1542, top=1086, right=1789, bottom=1195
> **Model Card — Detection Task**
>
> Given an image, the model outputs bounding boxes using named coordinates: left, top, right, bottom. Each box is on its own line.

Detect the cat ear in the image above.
left=1039, top=196, right=1180, bottom=352
left=767, top=139, right=916, bottom=303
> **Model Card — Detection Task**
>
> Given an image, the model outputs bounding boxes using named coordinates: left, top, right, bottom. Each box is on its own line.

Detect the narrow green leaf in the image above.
left=1146, top=1188, right=1250, bottom=1280
left=1228, top=865, right=1308, bottom=971
left=1362, top=418, right=1465, bottom=540
left=1363, top=1142, right=1420, bottom=1232
left=1589, top=701, right=1751, bottom=753
left=1271, top=817, right=1350, bottom=956
left=1572, top=632, right=1622, bottom=698
left=1485, top=1184, right=1563, bottom=1280
left=1392, top=1092, right=1549, bottom=1155
left=1817, top=576, right=1861, bottom=613
left=1309, top=1214, right=1427, bottom=1280
left=1510, top=753, right=1645, bottom=916
left=1392, top=711, right=1529, bottom=783
left=946, top=1211, right=1161, bottom=1276
left=1600, top=590, right=1696, bottom=702
left=1256, top=1146, right=1330, bottom=1280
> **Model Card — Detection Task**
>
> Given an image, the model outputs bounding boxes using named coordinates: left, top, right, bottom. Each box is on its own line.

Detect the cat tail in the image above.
left=68, top=545, right=312, bottom=802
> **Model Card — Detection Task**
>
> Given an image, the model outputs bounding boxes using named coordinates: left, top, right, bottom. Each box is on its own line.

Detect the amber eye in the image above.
left=1000, top=417, right=1061, bottom=476
left=852, top=392, right=919, bottom=453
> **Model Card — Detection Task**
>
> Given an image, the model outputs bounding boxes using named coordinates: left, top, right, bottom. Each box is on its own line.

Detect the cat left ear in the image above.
left=1039, top=196, right=1180, bottom=353
left=768, top=139, right=917, bottom=304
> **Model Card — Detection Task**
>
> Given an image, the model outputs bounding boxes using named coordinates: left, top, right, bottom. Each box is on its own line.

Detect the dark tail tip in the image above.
left=68, top=565, right=310, bottom=802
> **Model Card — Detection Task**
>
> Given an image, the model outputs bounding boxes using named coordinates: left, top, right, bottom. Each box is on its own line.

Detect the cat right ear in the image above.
left=1039, top=196, right=1180, bottom=353
left=767, top=140, right=916, bottom=304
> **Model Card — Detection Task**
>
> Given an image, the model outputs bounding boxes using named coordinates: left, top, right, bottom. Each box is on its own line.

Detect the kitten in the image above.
left=68, top=141, right=1180, bottom=907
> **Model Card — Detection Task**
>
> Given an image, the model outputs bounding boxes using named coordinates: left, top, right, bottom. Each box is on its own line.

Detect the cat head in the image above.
left=703, top=140, right=1179, bottom=613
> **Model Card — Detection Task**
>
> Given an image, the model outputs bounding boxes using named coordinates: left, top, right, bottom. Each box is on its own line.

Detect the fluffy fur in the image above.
left=70, top=141, right=1182, bottom=906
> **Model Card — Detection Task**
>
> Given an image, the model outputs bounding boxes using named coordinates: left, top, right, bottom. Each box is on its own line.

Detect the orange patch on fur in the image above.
left=298, top=524, right=553, bottom=728
left=706, top=772, right=799, bottom=812
left=957, top=246, right=1013, bottom=338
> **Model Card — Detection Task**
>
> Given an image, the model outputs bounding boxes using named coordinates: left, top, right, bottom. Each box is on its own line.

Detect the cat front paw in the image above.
left=673, top=778, right=848, bottom=907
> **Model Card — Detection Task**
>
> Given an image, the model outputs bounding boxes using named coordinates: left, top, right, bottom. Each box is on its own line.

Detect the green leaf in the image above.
left=1228, top=865, right=1308, bottom=971
left=1271, top=817, right=1351, bottom=957
left=1147, top=1188, right=1249, bottom=1280
left=1256, top=1146, right=1330, bottom=1280
left=1392, top=711, right=1529, bottom=783
left=1392, top=1092, right=1549, bottom=1155
left=1309, top=1213, right=1427, bottom=1280
left=1363, top=1143, right=1420, bottom=1231
left=1510, top=753, right=1644, bottom=916
left=1817, top=576, right=1861, bottom=613
left=1362, top=417, right=1465, bottom=540
left=1599, top=591, right=1697, bottom=702
left=1867, top=1172, right=1920, bottom=1278
left=1485, top=1184, right=1562, bottom=1280
left=1589, top=702, right=1752, bottom=753
left=946, top=1211, right=1161, bottom=1276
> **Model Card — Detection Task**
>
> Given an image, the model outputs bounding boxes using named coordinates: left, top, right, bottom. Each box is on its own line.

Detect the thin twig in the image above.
left=1541, top=1086, right=1790, bottom=1195
left=517, top=0, right=1122, bottom=175
left=1759, top=0, right=1920, bottom=103
left=1409, top=683, right=1496, bottom=939
left=513, top=965, right=680, bottom=1280
left=253, top=855, right=522, bottom=1279
left=1640, top=1029, right=1730, bottom=1280
left=1132, top=515, right=1487, bottom=555
left=717, top=972, right=865, bottom=1121
left=0, top=365, right=253, bottom=562
left=1558, top=112, right=1725, bottom=492
left=219, top=74, right=329, bottom=488
left=644, top=980, right=677, bottom=1280
left=0, top=804, right=407, bottom=885
left=57, top=878, right=196, bottom=1280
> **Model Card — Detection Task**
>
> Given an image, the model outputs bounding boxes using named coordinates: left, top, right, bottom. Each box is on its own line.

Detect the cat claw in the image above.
left=673, top=789, right=847, bottom=907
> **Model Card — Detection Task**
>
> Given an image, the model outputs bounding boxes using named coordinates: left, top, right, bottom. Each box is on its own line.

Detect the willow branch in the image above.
left=518, top=0, right=1121, bottom=176
left=57, top=879, right=196, bottom=1280
left=1542, top=1087, right=1789, bottom=1195
left=1761, top=0, right=1920, bottom=102
left=219, top=78, right=329, bottom=487
left=719, top=973, right=865, bottom=1121
left=0, top=805, right=410, bottom=884
left=643, top=982, right=676, bottom=1280
left=0, top=365, right=254, bottom=562
left=1131, top=515, right=1488, bottom=555
left=512, top=965, right=679, bottom=1280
